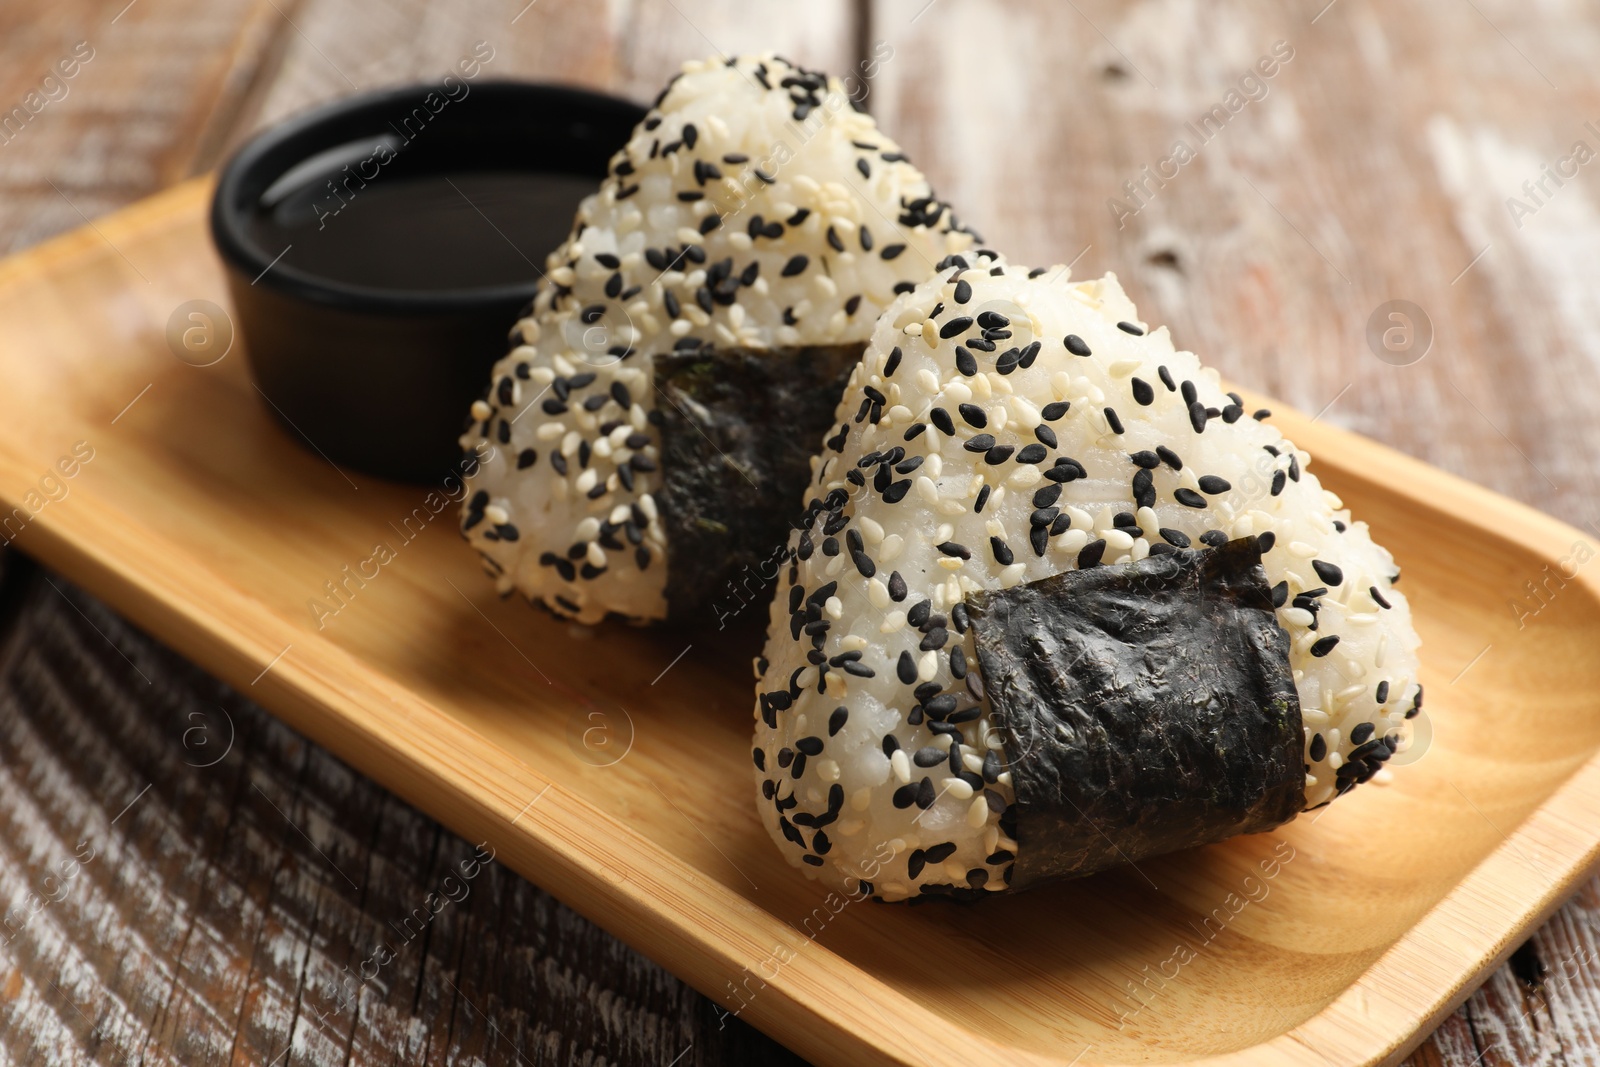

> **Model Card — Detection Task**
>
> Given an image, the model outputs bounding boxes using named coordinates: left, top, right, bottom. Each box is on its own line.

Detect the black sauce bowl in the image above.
left=211, top=80, right=644, bottom=483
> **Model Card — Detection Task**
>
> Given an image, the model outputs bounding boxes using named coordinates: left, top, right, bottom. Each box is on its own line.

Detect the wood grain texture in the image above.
left=0, top=557, right=804, bottom=1065
left=3, top=178, right=1600, bottom=1066
left=864, top=2, right=1600, bottom=1060
left=227, top=0, right=860, bottom=159
left=0, top=0, right=286, bottom=253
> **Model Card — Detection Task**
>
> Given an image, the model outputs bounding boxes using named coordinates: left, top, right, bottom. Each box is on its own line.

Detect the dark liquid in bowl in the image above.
left=246, top=157, right=593, bottom=292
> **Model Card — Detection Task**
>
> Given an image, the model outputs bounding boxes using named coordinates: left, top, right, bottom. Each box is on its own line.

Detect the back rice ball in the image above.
left=459, top=53, right=975, bottom=624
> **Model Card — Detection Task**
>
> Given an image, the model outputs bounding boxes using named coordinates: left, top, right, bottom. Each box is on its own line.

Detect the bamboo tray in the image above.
left=4, top=178, right=1599, bottom=1067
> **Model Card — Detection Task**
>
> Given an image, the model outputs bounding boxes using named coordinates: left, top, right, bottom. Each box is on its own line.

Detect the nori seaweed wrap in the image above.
left=968, top=539, right=1303, bottom=890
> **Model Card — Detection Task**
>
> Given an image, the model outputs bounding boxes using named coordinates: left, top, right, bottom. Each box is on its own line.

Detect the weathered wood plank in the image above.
left=0, top=561, right=809, bottom=1065
left=232, top=0, right=860, bottom=146
left=0, top=0, right=288, bottom=254
left=870, top=0, right=1600, bottom=525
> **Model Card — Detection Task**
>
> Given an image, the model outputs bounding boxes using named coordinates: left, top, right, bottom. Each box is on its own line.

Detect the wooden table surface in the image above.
left=2, top=0, right=1599, bottom=1063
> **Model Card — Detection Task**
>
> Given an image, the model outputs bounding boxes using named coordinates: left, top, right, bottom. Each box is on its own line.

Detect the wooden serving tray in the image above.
left=4, top=178, right=1599, bottom=1067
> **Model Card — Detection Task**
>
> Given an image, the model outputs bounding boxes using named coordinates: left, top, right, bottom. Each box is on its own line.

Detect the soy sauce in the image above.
left=245, top=141, right=594, bottom=292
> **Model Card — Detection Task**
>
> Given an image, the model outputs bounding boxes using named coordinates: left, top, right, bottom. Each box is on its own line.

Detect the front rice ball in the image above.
left=752, top=253, right=1422, bottom=901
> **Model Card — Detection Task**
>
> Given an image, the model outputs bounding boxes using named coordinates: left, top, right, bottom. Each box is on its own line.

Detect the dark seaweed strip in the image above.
left=654, top=343, right=863, bottom=619
left=966, top=539, right=1303, bottom=890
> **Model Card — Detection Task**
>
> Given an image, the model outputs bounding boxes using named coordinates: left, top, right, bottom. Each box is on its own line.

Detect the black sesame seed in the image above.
left=1016, top=444, right=1047, bottom=465
left=990, top=537, right=1015, bottom=566
left=1132, top=468, right=1155, bottom=509
left=1028, top=524, right=1049, bottom=556
left=1256, top=531, right=1276, bottom=554
left=930, top=408, right=955, bottom=435
left=1078, top=539, right=1107, bottom=568
left=1117, top=321, right=1145, bottom=335
left=1160, top=528, right=1191, bottom=548
left=963, top=433, right=996, bottom=453
left=1131, top=378, right=1154, bottom=406
left=1370, top=585, right=1392, bottom=610
left=1309, top=733, right=1328, bottom=761
left=1104, top=407, right=1124, bottom=434
left=954, top=347, right=978, bottom=376
left=782, top=254, right=809, bottom=277
left=953, top=279, right=972, bottom=304
left=1131, top=450, right=1160, bottom=469
left=1312, top=560, right=1344, bottom=586
left=958, top=403, right=987, bottom=428
left=1063, top=334, right=1091, bottom=357
left=1349, top=738, right=1385, bottom=762
left=936, top=541, right=972, bottom=559
left=1041, top=401, right=1069, bottom=421
left=1197, top=475, right=1231, bottom=494
left=1375, top=681, right=1390, bottom=704
left=1310, top=635, right=1341, bottom=657
left=897, top=651, right=917, bottom=684
left=1173, top=487, right=1207, bottom=508
left=1350, top=722, right=1375, bottom=745
left=940, top=316, right=974, bottom=339
left=984, top=445, right=1014, bottom=465
left=888, top=571, right=907, bottom=601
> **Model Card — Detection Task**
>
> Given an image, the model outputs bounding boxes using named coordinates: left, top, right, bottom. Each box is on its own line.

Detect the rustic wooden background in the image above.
left=2, top=0, right=1599, bottom=1063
